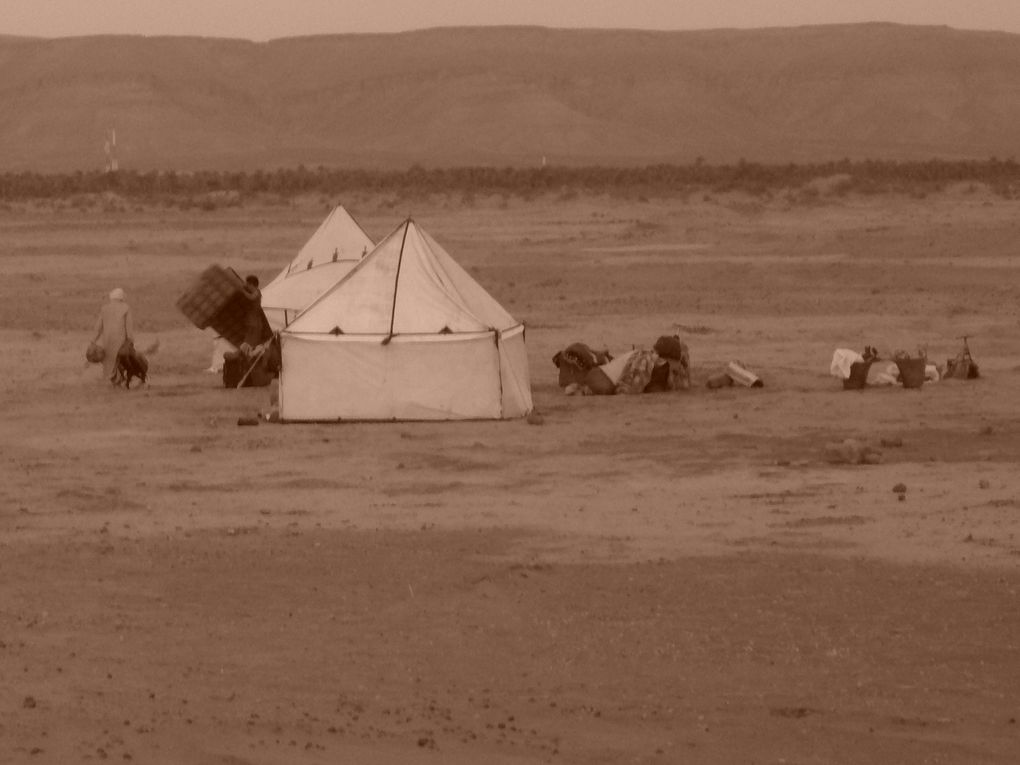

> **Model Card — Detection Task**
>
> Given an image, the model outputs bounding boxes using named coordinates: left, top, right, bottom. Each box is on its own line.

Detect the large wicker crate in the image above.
left=176, top=265, right=270, bottom=348
left=176, top=265, right=243, bottom=327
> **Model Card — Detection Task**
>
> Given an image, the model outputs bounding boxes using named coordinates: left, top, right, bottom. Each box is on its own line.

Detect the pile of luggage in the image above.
left=552, top=335, right=691, bottom=396
left=830, top=338, right=979, bottom=390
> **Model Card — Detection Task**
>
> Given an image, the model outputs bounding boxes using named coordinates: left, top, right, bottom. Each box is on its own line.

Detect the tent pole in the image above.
left=494, top=329, right=504, bottom=417
left=385, top=219, right=412, bottom=340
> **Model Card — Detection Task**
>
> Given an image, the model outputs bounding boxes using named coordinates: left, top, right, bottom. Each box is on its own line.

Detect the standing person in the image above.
left=234, top=274, right=279, bottom=386
left=92, top=287, right=133, bottom=383
left=240, top=275, right=268, bottom=351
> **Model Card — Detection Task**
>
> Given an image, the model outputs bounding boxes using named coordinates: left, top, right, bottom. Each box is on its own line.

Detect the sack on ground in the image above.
left=583, top=365, right=616, bottom=395
left=616, top=350, right=657, bottom=394
left=553, top=342, right=612, bottom=387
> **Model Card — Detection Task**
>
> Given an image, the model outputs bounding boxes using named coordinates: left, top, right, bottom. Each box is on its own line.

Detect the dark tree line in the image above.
left=1, top=158, right=1018, bottom=201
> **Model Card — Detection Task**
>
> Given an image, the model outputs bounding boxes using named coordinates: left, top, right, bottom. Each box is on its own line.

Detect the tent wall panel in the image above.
left=497, top=326, right=533, bottom=418
left=280, top=333, right=503, bottom=421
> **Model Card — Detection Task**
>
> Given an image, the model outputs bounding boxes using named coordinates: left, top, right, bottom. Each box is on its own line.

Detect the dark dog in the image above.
left=112, top=340, right=150, bottom=389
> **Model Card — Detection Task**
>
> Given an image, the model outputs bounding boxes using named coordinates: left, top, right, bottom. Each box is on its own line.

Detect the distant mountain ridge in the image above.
left=1, top=23, right=1019, bottom=171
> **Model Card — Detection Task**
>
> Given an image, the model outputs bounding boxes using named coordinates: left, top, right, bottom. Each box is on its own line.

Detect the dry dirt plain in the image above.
left=1, top=188, right=1018, bottom=764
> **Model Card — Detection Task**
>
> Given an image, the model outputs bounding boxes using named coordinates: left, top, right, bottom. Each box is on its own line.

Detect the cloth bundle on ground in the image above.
left=559, top=335, right=691, bottom=396
left=830, top=347, right=939, bottom=389
left=552, top=343, right=613, bottom=388
left=613, top=350, right=660, bottom=394
left=651, top=335, right=692, bottom=390
left=612, top=336, right=691, bottom=395
left=868, top=360, right=903, bottom=387
left=706, top=361, right=764, bottom=389
left=830, top=347, right=879, bottom=380
left=652, top=335, right=686, bottom=362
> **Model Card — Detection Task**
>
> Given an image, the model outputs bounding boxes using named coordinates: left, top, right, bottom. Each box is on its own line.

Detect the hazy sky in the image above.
left=6, top=0, right=1020, bottom=39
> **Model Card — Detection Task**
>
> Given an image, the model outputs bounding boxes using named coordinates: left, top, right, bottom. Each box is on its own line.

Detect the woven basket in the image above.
left=895, top=358, right=926, bottom=389
left=175, top=265, right=270, bottom=348
left=842, top=360, right=873, bottom=390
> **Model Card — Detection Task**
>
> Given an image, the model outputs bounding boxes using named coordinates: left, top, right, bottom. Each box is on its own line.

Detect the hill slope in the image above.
left=1, top=24, right=1019, bottom=171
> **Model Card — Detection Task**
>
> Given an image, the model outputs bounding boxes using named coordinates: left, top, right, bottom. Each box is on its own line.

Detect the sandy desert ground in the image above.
left=1, top=187, right=1018, bottom=764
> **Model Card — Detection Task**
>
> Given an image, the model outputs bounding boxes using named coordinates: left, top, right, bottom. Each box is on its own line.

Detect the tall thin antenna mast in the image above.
left=104, top=128, right=119, bottom=172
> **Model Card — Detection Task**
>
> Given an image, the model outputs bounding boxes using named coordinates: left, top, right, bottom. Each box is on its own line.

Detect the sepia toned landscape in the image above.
left=3, top=9, right=1020, bottom=764
left=1, top=180, right=1018, bottom=763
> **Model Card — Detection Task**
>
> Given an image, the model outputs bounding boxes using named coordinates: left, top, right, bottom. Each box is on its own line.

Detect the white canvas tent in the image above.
left=260, top=205, right=374, bottom=330
left=279, top=219, right=533, bottom=421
